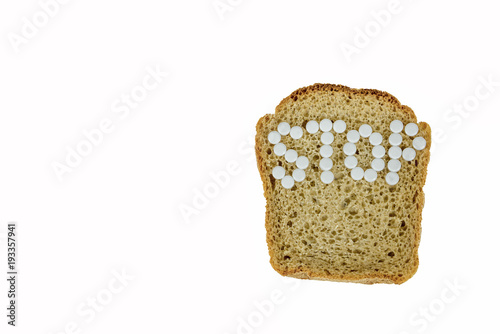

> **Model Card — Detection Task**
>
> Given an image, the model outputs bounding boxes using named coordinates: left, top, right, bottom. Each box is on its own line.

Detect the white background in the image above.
left=1, top=0, right=499, bottom=333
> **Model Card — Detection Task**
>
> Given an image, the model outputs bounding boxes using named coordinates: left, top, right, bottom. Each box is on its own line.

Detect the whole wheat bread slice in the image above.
left=255, top=83, right=431, bottom=284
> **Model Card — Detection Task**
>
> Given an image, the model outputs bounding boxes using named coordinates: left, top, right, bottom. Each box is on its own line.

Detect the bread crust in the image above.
left=255, top=83, right=431, bottom=284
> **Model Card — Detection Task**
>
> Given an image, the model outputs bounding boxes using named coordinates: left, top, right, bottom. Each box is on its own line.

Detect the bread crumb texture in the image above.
left=255, top=83, right=431, bottom=284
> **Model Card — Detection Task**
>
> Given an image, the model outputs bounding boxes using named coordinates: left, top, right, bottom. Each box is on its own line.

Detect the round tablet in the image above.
left=389, top=133, right=403, bottom=146
left=364, top=169, right=377, bottom=182
left=292, top=169, right=306, bottom=182
left=351, top=167, right=364, bottom=181
left=402, top=148, right=416, bottom=161
left=320, top=145, right=333, bottom=158
left=290, top=126, right=303, bottom=139
left=388, top=146, right=402, bottom=159
left=372, top=145, right=386, bottom=158
left=344, top=156, right=358, bottom=169
left=413, top=137, right=427, bottom=150
left=285, top=149, right=298, bottom=163
left=359, top=124, right=373, bottom=138
left=386, top=172, right=400, bottom=186
left=343, top=142, right=357, bottom=156
left=296, top=156, right=309, bottom=169
left=277, top=122, right=290, bottom=135
left=272, top=166, right=285, bottom=179
left=388, top=159, right=401, bottom=172
left=306, top=121, right=319, bottom=134
left=281, top=175, right=294, bottom=189
left=333, top=120, right=347, bottom=133
left=320, top=171, right=334, bottom=184
left=390, top=120, right=404, bottom=133
left=268, top=131, right=281, bottom=144
left=405, top=123, right=419, bottom=136
left=371, top=158, right=385, bottom=172
left=273, top=143, right=286, bottom=156
left=320, top=119, right=333, bottom=132
left=320, top=158, right=333, bottom=171
left=321, top=132, right=334, bottom=145
left=347, top=130, right=360, bottom=143
left=369, top=132, right=383, bottom=146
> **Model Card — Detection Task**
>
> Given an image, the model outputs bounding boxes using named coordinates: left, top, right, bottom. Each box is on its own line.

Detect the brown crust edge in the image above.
left=255, top=83, right=431, bottom=285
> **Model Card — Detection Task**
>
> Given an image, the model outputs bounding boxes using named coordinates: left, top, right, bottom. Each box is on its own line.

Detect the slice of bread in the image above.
left=255, top=83, right=431, bottom=284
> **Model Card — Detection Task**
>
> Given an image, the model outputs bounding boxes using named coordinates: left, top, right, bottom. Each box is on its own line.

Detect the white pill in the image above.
left=390, top=120, right=404, bottom=133
left=333, top=120, right=347, bottom=133
left=351, top=167, right=364, bottom=181
left=369, top=132, right=383, bottom=146
left=285, top=149, right=298, bottom=163
left=290, top=126, right=303, bottom=139
left=321, top=132, right=334, bottom=145
left=306, top=121, right=319, bottom=134
left=386, top=172, right=400, bottom=186
left=293, top=169, right=306, bottom=182
left=389, top=133, right=403, bottom=146
left=277, top=122, right=290, bottom=135
left=371, top=158, right=385, bottom=172
left=359, top=124, right=373, bottom=138
left=347, top=130, right=360, bottom=143
left=372, top=145, right=386, bottom=158
left=268, top=131, right=281, bottom=144
left=321, top=171, right=334, bottom=184
left=405, top=123, right=419, bottom=136
left=272, top=166, right=285, bottom=179
left=274, top=143, right=286, bottom=156
left=320, top=158, right=333, bottom=171
left=364, top=169, right=378, bottom=182
left=402, top=148, right=416, bottom=161
left=320, top=145, right=333, bottom=158
left=388, top=146, right=402, bottom=159
left=296, top=156, right=309, bottom=169
left=281, top=175, right=295, bottom=189
left=320, top=119, right=333, bottom=132
left=343, top=142, right=357, bottom=156
left=388, top=159, right=401, bottom=172
left=344, top=156, right=358, bottom=169
left=344, top=155, right=358, bottom=169
left=413, top=137, right=427, bottom=150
